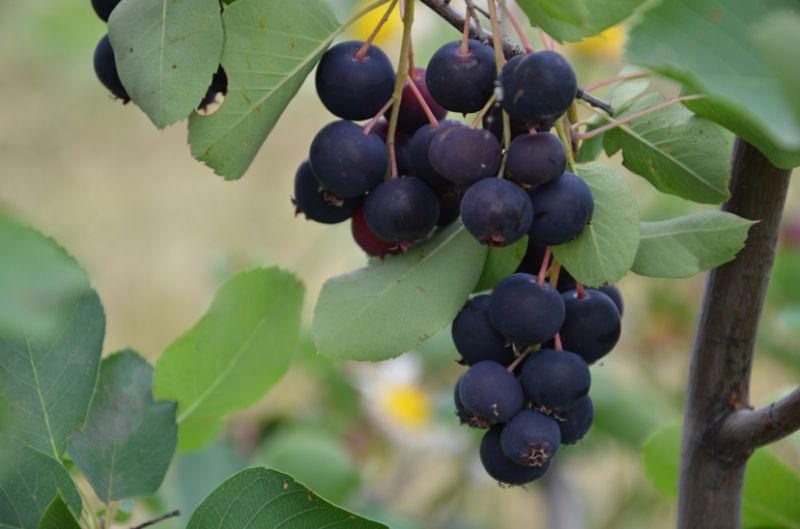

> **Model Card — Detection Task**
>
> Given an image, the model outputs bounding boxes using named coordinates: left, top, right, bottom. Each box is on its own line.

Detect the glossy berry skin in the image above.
left=94, top=35, right=129, bottom=101
left=363, top=177, right=439, bottom=244
left=520, top=348, right=591, bottom=412
left=351, top=208, right=396, bottom=259
left=500, top=409, right=561, bottom=466
left=598, top=284, right=624, bottom=316
left=483, top=101, right=530, bottom=143
left=480, top=426, right=551, bottom=485
left=560, top=289, right=622, bottom=364
left=507, top=133, right=567, bottom=188
left=309, top=121, right=387, bottom=198
left=559, top=395, right=594, bottom=444
left=92, top=0, right=122, bottom=21
left=459, top=361, right=525, bottom=425
left=461, top=179, right=533, bottom=247
left=426, top=39, right=496, bottom=113
left=490, top=273, right=565, bottom=346
left=388, top=68, right=447, bottom=135
left=529, top=172, right=594, bottom=245
left=452, top=295, right=515, bottom=366
left=408, top=121, right=465, bottom=189
left=454, top=378, right=487, bottom=428
left=292, top=161, right=362, bottom=224
left=436, top=185, right=464, bottom=226
left=429, top=127, right=502, bottom=185
left=501, top=51, right=577, bottom=124
left=315, top=41, right=395, bottom=120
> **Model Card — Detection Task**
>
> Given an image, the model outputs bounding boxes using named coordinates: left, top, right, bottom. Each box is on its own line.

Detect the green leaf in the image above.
left=312, top=223, right=487, bottom=361
left=0, top=440, right=82, bottom=529
left=67, top=350, right=177, bottom=502
left=626, top=0, right=800, bottom=169
left=186, top=468, right=387, bottom=529
left=154, top=268, right=304, bottom=451
left=108, top=0, right=223, bottom=128
left=37, top=494, right=81, bottom=529
left=632, top=212, right=755, bottom=279
left=188, top=0, right=340, bottom=179
left=0, top=210, right=91, bottom=347
left=551, top=163, right=640, bottom=287
left=474, top=236, right=527, bottom=292
left=0, top=218, right=104, bottom=458
left=751, top=10, right=800, bottom=123
left=642, top=424, right=800, bottom=528
left=603, top=93, right=731, bottom=204
left=256, top=426, right=359, bottom=504
left=516, top=0, right=648, bottom=42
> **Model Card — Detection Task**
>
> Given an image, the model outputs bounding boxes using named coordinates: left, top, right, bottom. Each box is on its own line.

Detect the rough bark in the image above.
left=676, top=138, right=793, bottom=529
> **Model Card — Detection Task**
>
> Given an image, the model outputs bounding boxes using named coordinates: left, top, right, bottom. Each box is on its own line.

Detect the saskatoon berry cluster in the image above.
left=91, top=0, right=228, bottom=113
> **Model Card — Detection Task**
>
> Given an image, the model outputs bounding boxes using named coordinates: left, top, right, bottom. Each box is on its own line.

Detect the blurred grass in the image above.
left=0, top=1, right=797, bottom=529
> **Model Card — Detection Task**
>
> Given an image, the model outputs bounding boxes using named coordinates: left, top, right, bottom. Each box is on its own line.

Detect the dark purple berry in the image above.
left=459, top=361, right=525, bottom=425
left=489, top=273, right=565, bottom=345
left=292, top=161, right=362, bottom=224
left=426, top=39, right=496, bottom=113
left=452, top=295, right=515, bottom=366
left=454, top=378, right=488, bottom=428
left=501, top=50, right=577, bottom=123
left=483, top=101, right=529, bottom=142
left=315, top=41, right=395, bottom=120
left=363, top=177, right=439, bottom=245
left=507, top=133, right=567, bottom=188
left=198, top=66, right=228, bottom=112
left=436, top=185, right=464, bottom=226
left=94, top=35, right=129, bottom=101
left=480, top=426, right=551, bottom=485
left=461, top=179, right=533, bottom=247
left=351, top=207, right=397, bottom=259
left=559, top=395, right=594, bottom=444
left=92, top=0, right=122, bottom=21
left=388, top=68, right=448, bottom=134
left=429, top=127, right=502, bottom=185
left=560, top=289, right=621, bottom=364
left=520, top=348, right=590, bottom=412
left=309, top=120, right=387, bottom=198
left=529, top=172, right=593, bottom=245
left=598, top=284, right=624, bottom=316
left=408, top=121, right=466, bottom=189
left=500, top=410, right=561, bottom=466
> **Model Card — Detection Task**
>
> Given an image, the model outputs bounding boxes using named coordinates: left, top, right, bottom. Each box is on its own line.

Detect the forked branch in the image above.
left=719, top=386, right=800, bottom=451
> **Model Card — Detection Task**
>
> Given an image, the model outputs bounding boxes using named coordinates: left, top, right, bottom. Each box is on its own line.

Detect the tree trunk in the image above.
left=677, top=138, right=793, bottom=529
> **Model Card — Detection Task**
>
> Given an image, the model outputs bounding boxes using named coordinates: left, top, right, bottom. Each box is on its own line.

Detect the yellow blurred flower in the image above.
left=568, top=25, right=626, bottom=59
left=379, top=383, right=432, bottom=430
left=348, top=1, right=402, bottom=46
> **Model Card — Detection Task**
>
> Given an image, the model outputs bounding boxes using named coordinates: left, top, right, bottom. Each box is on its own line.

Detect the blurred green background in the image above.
left=0, top=1, right=798, bottom=528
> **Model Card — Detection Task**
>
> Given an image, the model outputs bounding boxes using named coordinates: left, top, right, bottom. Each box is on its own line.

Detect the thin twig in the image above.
left=130, top=511, right=180, bottom=529
left=719, top=387, right=800, bottom=451
left=582, top=71, right=650, bottom=93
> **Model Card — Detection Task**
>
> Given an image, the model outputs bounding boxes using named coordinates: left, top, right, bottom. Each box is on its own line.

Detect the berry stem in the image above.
left=408, top=37, right=417, bottom=77
left=362, top=98, right=395, bottom=135
left=507, top=346, right=534, bottom=372
left=389, top=143, right=399, bottom=178
left=487, top=0, right=512, bottom=176
left=465, top=0, right=488, bottom=42
left=549, top=257, right=562, bottom=288
left=553, top=333, right=563, bottom=351
left=555, top=117, right=576, bottom=172
left=501, top=2, right=533, bottom=53
left=355, top=0, right=400, bottom=60
left=576, top=282, right=586, bottom=299
left=539, top=29, right=555, bottom=51
left=470, top=94, right=498, bottom=128
left=385, top=0, right=415, bottom=177
left=459, top=5, right=472, bottom=56
left=582, top=71, right=650, bottom=93
left=537, top=246, right=552, bottom=286
left=574, top=94, right=705, bottom=140
left=406, top=74, right=440, bottom=127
